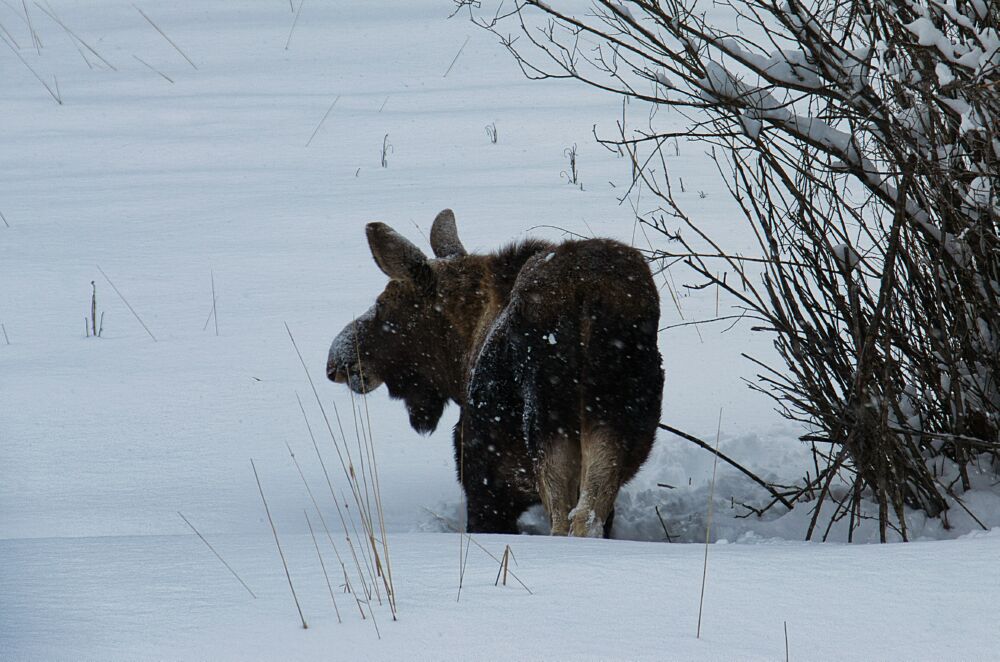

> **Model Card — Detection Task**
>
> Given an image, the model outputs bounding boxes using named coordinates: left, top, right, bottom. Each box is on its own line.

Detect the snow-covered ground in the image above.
left=2, top=1, right=998, bottom=659
left=5, top=530, right=999, bottom=661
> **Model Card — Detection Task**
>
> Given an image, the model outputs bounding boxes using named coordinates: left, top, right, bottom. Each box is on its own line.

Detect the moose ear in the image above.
left=366, top=222, right=431, bottom=282
left=429, top=209, right=467, bottom=258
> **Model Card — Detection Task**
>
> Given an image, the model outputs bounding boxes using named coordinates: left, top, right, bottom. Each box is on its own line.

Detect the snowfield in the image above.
left=2, top=1, right=998, bottom=660
left=4, top=530, right=1000, bottom=661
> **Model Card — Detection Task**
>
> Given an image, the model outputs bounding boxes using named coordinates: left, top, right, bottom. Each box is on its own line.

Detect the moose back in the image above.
left=327, top=210, right=663, bottom=537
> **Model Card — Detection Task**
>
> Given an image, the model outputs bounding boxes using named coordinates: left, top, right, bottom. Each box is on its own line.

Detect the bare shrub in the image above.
left=460, top=0, right=1000, bottom=540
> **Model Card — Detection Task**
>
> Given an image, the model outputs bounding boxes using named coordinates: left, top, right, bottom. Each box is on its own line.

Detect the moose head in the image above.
left=326, top=209, right=479, bottom=434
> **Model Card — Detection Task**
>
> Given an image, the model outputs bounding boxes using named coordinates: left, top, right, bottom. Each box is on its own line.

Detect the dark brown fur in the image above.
left=328, top=210, right=663, bottom=537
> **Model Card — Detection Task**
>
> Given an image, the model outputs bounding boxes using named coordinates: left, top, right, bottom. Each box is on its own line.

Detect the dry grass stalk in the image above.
left=96, top=265, right=156, bottom=341
left=422, top=507, right=533, bottom=595
left=293, top=393, right=375, bottom=619
left=284, top=0, right=304, bottom=50
left=456, top=525, right=472, bottom=602
left=285, top=436, right=366, bottom=620
left=696, top=409, right=723, bottom=639
left=0, top=19, right=22, bottom=49
left=285, top=323, right=393, bottom=627
left=305, top=95, right=339, bottom=147
left=133, top=5, right=197, bottom=70
left=289, top=360, right=379, bottom=609
left=442, top=35, right=470, bottom=78
left=201, top=300, right=216, bottom=331
left=305, top=510, right=342, bottom=623
left=90, top=281, right=98, bottom=337
left=0, top=30, right=61, bottom=103
left=34, top=2, right=117, bottom=70
left=344, top=389, right=384, bottom=606
left=133, top=54, right=173, bottom=83
left=177, top=511, right=256, bottom=599
left=21, top=0, right=39, bottom=54
left=493, top=545, right=513, bottom=587
left=210, top=271, right=218, bottom=336
left=457, top=423, right=467, bottom=598
left=250, top=458, right=308, bottom=629
left=380, top=134, right=392, bottom=167
left=351, top=337, right=398, bottom=617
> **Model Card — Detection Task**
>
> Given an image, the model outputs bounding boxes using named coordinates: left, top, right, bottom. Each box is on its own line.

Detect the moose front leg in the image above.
left=461, top=445, right=531, bottom=534
left=452, top=412, right=528, bottom=534
left=464, top=487, right=524, bottom=534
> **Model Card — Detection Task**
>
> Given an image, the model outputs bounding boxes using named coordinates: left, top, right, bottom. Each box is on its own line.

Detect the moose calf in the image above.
left=327, top=210, right=663, bottom=537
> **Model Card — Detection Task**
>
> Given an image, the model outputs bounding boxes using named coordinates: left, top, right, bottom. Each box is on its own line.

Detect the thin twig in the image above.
left=658, top=423, right=792, bottom=509
left=2, top=323, right=10, bottom=345
left=654, top=505, right=673, bottom=542
left=659, top=314, right=749, bottom=331
left=177, top=511, right=256, bottom=598
left=305, top=95, right=339, bottom=147
left=0, top=210, right=9, bottom=227
left=96, top=265, right=157, bottom=342
left=647, top=250, right=841, bottom=272
left=251, top=458, right=308, bottom=629
left=133, top=5, right=197, bottom=70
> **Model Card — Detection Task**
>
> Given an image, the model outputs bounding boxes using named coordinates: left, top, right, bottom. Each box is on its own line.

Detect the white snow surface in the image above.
left=2, top=1, right=999, bottom=659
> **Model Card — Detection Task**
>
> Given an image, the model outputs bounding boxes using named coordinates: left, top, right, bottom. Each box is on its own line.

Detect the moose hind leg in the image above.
left=537, top=435, right=581, bottom=536
left=570, top=428, right=622, bottom=538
